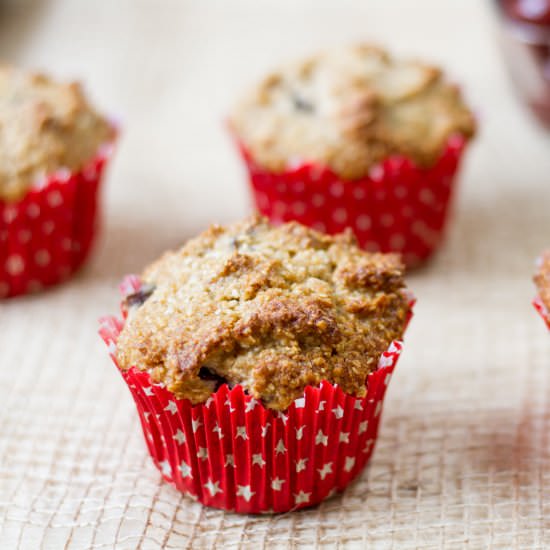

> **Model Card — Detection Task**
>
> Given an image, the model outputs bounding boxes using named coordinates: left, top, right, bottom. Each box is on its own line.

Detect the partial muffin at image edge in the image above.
left=229, top=44, right=476, bottom=267
left=0, top=66, right=116, bottom=298
left=100, top=216, right=414, bottom=514
left=534, top=251, right=550, bottom=329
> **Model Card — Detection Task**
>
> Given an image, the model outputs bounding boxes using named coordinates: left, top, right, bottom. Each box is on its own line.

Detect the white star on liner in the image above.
left=261, top=425, right=270, bottom=438
left=318, top=462, right=333, bottom=480
left=225, top=454, right=235, bottom=467
left=379, top=354, right=393, bottom=368
left=315, top=430, right=328, bottom=446
left=384, top=373, right=392, bottom=386
left=179, top=460, right=192, bottom=478
left=143, top=386, right=154, bottom=396
left=159, top=460, right=172, bottom=477
left=245, top=399, right=258, bottom=412
left=197, top=447, right=208, bottom=461
left=236, top=485, right=255, bottom=502
left=354, top=400, right=363, bottom=411
left=294, top=491, right=310, bottom=505
left=339, top=432, right=350, bottom=443
left=294, top=397, right=305, bottom=409
left=318, top=400, right=326, bottom=411
left=332, top=405, right=344, bottom=419
left=295, top=426, right=305, bottom=441
left=358, top=421, right=368, bottom=434
left=252, top=453, right=266, bottom=468
left=278, top=412, right=288, bottom=425
left=363, top=439, right=374, bottom=453
left=212, top=424, right=224, bottom=438
left=204, top=479, right=222, bottom=496
left=173, top=429, right=186, bottom=445
left=224, top=397, right=235, bottom=413
left=164, top=401, right=178, bottom=415
left=374, top=402, right=382, bottom=417
left=204, top=396, right=215, bottom=408
left=143, top=412, right=151, bottom=421
left=236, top=426, right=248, bottom=440
left=275, top=439, right=286, bottom=454
left=344, top=457, right=356, bottom=472
left=271, top=478, right=285, bottom=491
left=191, top=418, right=202, bottom=433
left=295, top=458, right=308, bottom=472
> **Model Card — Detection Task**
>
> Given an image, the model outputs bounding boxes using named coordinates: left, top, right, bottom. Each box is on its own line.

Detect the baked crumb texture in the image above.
left=535, top=251, right=550, bottom=313
left=116, top=216, right=411, bottom=411
left=230, top=44, right=475, bottom=179
left=0, top=66, right=113, bottom=202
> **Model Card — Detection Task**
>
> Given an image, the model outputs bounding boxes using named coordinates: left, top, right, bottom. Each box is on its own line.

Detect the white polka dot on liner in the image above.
left=293, top=181, right=305, bottom=193
left=273, top=201, right=287, bottom=216
left=18, top=230, right=31, bottom=244
left=62, top=238, right=73, bottom=252
left=276, top=182, right=287, bottom=193
left=394, top=186, right=407, bottom=199
left=47, top=190, right=63, bottom=208
left=27, top=204, right=40, bottom=218
left=419, top=189, right=435, bottom=205
left=353, top=187, right=366, bottom=200
left=365, top=241, right=380, bottom=252
left=368, top=165, right=384, bottom=182
left=390, top=234, right=406, bottom=250
left=356, top=215, right=371, bottom=231
left=42, top=221, right=55, bottom=235
left=330, top=182, right=344, bottom=198
left=312, top=194, right=325, bottom=207
left=381, top=214, right=394, bottom=227
left=35, top=250, right=51, bottom=267
left=28, top=280, right=43, bottom=293
left=291, top=202, right=306, bottom=216
left=3, top=207, right=17, bottom=224
left=332, top=208, right=348, bottom=224
left=6, top=254, right=24, bottom=276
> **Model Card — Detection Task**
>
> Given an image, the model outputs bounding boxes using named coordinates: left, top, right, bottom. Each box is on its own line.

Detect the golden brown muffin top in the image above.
left=0, top=66, right=114, bottom=202
left=115, top=216, right=411, bottom=411
left=230, top=44, right=476, bottom=179
left=535, top=251, right=550, bottom=312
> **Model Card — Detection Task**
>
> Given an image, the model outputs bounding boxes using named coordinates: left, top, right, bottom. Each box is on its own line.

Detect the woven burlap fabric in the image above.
left=1, top=1, right=550, bottom=548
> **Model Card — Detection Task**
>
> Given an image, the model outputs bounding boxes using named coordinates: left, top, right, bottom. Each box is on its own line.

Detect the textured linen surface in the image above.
left=1, top=1, right=550, bottom=548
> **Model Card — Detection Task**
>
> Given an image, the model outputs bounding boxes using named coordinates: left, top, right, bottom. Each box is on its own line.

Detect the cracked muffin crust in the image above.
left=115, top=216, right=411, bottom=411
left=230, top=44, right=476, bottom=179
left=535, top=251, right=550, bottom=312
left=0, top=66, right=114, bottom=202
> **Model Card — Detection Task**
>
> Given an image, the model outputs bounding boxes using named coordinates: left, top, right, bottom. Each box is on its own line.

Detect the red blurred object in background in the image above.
left=496, top=0, right=550, bottom=127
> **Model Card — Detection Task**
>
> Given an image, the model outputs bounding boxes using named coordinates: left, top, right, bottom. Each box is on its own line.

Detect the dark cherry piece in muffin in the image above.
left=116, top=216, right=411, bottom=411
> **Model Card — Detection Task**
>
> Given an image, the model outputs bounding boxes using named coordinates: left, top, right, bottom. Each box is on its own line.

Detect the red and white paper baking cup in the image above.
left=533, top=296, right=550, bottom=329
left=0, top=142, right=115, bottom=298
left=235, top=134, right=468, bottom=267
left=100, top=276, right=413, bottom=514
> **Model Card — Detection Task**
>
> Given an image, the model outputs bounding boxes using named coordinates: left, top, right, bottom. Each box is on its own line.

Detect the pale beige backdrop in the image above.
left=1, top=1, right=550, bottom=549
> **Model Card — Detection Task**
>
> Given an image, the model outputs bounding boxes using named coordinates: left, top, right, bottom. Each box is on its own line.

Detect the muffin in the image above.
left=229, top=44, right=476, bottom=266
left=0, top=66, right=116, bottom=298
left=100, top=216, right=414, bottom=513
left=534, top=251, right=550, bottom=328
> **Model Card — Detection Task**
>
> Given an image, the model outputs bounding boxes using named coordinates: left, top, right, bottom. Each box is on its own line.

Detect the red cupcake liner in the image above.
left=0, top=142, right=115, bottom=298
left=533, top=296, right=550, bottom=329
left=99, top=276, right=413, bottom=514
left=235, top=134, right=468, bottom=267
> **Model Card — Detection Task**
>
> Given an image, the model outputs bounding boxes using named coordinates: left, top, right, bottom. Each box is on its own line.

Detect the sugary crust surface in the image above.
left=0, top=66, right=114, bottom=201
left=535, top=251, right=550, bottom=312
left=230, top=44, right=476, bottom=179
left=115, top=216, right=411, bottom=411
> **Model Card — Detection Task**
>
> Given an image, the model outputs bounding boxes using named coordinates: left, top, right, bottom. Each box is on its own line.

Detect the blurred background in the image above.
left=1, top=1, right=550, bottom=548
